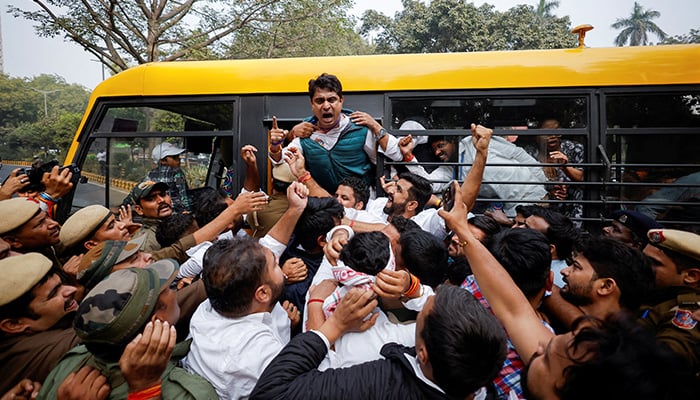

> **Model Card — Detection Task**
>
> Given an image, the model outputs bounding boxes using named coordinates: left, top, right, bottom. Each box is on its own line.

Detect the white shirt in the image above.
left=319, top=310, right=416, bottom=370
left=183, top=301, right=291, bottom=400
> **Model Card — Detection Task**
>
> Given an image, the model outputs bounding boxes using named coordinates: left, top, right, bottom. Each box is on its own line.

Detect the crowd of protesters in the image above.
left=0, top=73, right=698, bottom=400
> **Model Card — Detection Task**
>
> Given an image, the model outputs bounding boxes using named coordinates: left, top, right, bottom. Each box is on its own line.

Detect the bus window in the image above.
left=70, top=100, right=234, bottom=214
left=605, top=91, right=700, bottom=228
left=390, top=96, right=588, bottom=131
left=606, top=92, right=700, bottom=128
left=389, top=95, right=589, bottom=218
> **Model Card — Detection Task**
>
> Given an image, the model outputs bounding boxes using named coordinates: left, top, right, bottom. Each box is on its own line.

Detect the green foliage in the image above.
left=359, top=0, right=576, bottom=53
left=660, top=28, right=700, bottom=44
left=0, top=75, right=41, bottom=126
left=224, top=0, right=373, bottom=58
left=612, top=2, right=667, bottom=46
left=10, top=0, right=370, bottom=73
left=0, top=74, right=89, bottom=162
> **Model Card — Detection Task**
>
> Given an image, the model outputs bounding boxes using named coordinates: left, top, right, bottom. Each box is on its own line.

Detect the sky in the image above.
left=1, top=0, right=697, bottom=90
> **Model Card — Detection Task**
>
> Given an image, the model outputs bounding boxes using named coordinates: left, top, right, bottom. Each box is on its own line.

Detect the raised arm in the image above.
left=241, top=144, right=261, bottom=192
left=284, top=147, right=332, bottom=198
left=439, top=181, right=553, bottom=364
left=460, top=124, right=491, bottom=211
left=268, top=116, right=287, bottom=163
left=192, top=191, right=267, bottom=244
left=266, top=182, right=309, bottom=246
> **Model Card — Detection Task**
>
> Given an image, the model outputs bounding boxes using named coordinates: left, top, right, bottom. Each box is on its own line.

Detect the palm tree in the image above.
left=612, top=2, right=667, bottom=46
left=535, top=0, right=560, bottom=20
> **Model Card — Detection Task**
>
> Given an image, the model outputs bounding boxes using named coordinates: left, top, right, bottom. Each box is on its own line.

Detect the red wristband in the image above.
left=307, top=298, right=325, bottom=305
left=127, top=384, right=161, bottom=400
left=298, top=172, right=312, bottom=183
left=403, top=153, right=415, bottom=162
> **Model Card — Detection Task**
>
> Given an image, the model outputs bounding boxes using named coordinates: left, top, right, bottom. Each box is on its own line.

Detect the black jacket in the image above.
left=250, top=331, right=448, bottom=400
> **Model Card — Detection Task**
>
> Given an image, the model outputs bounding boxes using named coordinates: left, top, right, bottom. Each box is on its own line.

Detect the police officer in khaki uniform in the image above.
left=640, top=228, right=700, bottom=376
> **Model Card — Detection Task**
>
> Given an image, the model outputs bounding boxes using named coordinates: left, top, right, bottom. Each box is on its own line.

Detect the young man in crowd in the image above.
left=182, top=238, right=291, bottom=399
left=250, top=285, right=507, bottom=400
left=440, top=183, right=695, bottom=399
left=0, top=253, right=80, bottom=394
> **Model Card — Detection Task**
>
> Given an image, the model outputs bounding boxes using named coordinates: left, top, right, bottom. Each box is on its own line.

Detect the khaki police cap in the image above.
left=59, top=205, right=113, bottom=249
left=272, top=162, right=295, bottom=184
left=647, top=229, right=700, bottom=262
left=0, top=253, right=53, bottom=306
left=0, top=198, right=40, bottom=235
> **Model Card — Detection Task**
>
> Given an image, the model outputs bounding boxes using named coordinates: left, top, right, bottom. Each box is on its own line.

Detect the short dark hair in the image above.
left=468, top=215, right=502, bottom=245
left=308, top=73, right=343, bottom=99
left=0, top=270, right=54, bottom=322
left=421, top=285, right=507, bottom=398
left=446, top=256, right=471, bottom=286
left=292, top=197, right=344, bottom=252
left=487, top=229, right=551, bottom=300
left=202, top=238, right=267, bottom=317
left=337, top=176, right=370, bottom=210
left=388, top=216, right=421, bottom=234
left=530, top=206, right=579, bottom=260
left=156, top=213, right=197, bottom=247
left=192, top=187, right=229, bottom=228
left=398, top=172, right=432, bottom=211
left=574, top=237, right=654, bottom=311
left=554, top=313, right=696, bottom=399
left=515, top=204, right=537, bottom=218
left=339, top=232, right=390, bottom=276
left=400, top=229, right=448, bottom=287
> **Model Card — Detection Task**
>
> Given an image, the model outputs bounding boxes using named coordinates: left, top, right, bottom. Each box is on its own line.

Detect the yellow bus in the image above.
left=61, top=42, right=700, bottom=231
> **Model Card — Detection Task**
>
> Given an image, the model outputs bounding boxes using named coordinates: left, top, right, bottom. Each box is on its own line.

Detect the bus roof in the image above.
left=91, top=44, right=700, bottom=98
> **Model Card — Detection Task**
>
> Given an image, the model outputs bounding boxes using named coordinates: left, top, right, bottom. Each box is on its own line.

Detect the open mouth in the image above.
left=322, top=112, right=333, bottom=119
left=64, top=296, right=78, bottom=312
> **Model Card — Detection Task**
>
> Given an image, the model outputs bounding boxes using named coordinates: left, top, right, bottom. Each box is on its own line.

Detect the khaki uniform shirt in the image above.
left=639, top=286, right=700, bottom=374
left=0, top=328, right=80, bottom=394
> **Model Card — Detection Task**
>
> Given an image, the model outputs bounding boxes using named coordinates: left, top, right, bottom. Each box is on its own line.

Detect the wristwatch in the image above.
left=375, top=128, right=388, bottom=140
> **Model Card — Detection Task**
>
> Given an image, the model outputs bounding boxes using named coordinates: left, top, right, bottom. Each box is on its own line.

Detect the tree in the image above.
left=611, top=2, right=667, bottom=46
left=535, top=0, right=560, bottom=21
left=0, top=75, right=40, bottom=127
left=224, top=0, right=372, bottom=59
left=359, top=0, right=576, bottom=54
left=660, top=28, right=700, bottom=44
left=9, top=0, right=365, bottom=74
left=0, top=74, right=89, bottom=160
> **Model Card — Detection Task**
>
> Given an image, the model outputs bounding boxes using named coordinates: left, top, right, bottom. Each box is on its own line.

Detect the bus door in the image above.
left=65, top=97, right=237, bottom=221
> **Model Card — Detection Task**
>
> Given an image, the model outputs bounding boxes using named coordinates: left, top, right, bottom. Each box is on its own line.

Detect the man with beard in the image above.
left=558, top=236, right=654, bottom=321
left=399, top=125, right=546, bottom=217
left=269, top=73, right=403, bottom=194
left=441, top=188, right=695, bottom=400
left=182, top=237, right=291, bottom=400
left=347, top=123, right=491, bottom=240
left=126, top=181, right=174, bottom=252
left=0, top=253, right=81, bottom=394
